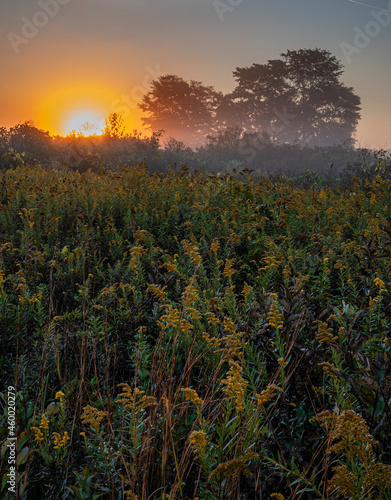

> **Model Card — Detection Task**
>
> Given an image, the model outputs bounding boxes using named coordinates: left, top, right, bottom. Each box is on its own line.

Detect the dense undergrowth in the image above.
left=1, top=163, right=391, bottom=499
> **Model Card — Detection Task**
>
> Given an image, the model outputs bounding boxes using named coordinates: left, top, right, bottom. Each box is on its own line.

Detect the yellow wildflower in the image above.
left=223, top=259, right=236, bottom=278
left=242, top=282, right=253, bottom=299
left=189, top=430, right=208, bottom=454
left=182, top=239, right=202, bottom=265
left=209, top=451, right=258, bottom=482
left=373, top=277, right=386, bottom=293
left=53, top=431, right=70, bottom=449
left=39, top=414, right=50, bottom=433
left=277, top=357, right=287, bottom=368
left=147, top=283, right=167, bottom=300
left=158, top=304, right=180, bottom=330
left=203, top=332, right=220, bottom=348
left=318, top=361, right=338, bottom=378
left=182, top=284, right=200, bottom=306
left=81, top=405, right=106, bottom=432
left=124, top=492, right=138, bottom=500
left=210, top=238, right=220, bottom=254
left=267, top=294, right=283, bottom=330
left=256, top=384, right=283, bottom=407
left=116, top=384, right=157, bottom=410
left=181, top=388, right=203, bottom=406
left=31, top=426, right=44, bottom=442
left=316, top=321, right=337, bottom=344
left=222, top=360, right=248, bottom=411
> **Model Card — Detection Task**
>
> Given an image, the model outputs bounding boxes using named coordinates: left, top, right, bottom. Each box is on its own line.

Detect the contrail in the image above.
left=346, top=0, right=383, bottom=9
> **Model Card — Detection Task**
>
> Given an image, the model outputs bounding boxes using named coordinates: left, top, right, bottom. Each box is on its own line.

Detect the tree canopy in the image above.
left=139, top=75, right=222, bottom=147
left=139, top=49, right=361, bottom=148
left=231, top=49, right=361, bottom=146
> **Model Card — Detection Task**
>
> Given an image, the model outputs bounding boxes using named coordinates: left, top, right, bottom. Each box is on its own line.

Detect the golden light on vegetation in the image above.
left=37, top=83, right=119, bottom=136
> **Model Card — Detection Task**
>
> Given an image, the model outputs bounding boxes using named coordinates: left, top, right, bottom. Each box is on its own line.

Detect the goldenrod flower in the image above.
left=277, top=357, right=287, bottom=368
left=124, top=492, right=138, bottom=500
left=373, top=277, right=386, bottom=293
left=182, top=239, right=202, bottom=265
left=31, top=426, right=44, bottom=442
left=39, top=414, right=50, bottom=433
left=210, top=238, right=220, bottom=254
left=116, top=384, right=157, bottom=410
left=180, top=318, right=193, bottom=334
left=55, top=391, right=65, bottom=400
left=182, top=283, right=200, bottom=307
left=189, top=430, right=208, bottom=453
left=181, top=388, right=203, bottom=406
left=223, top=259, right=236, bottom=278
left=242, top=282, right=253, bottom=299
left=222, top=361, right=248, bottom=411
left=53, top=431, right=70, bottom=449
left=256, top=384, right=283, bottom=407
left=319, top=361, right=338, bottom=378
left=209, top=451, right=258, bottom=482
left=267, top=294, right=283, bottom=330
left=158, top=304, right=180, bottom=330
left=81, top=405, right=106, bottom=432
left=147, top=284, right=167, bottom=299
left=316, top=321, right=337, bottom=344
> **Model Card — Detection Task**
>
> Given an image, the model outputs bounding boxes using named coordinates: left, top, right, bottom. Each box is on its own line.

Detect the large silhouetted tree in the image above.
left=139, top=75, right=221, bottom=146
left=231, top=48, right=361, bottom=146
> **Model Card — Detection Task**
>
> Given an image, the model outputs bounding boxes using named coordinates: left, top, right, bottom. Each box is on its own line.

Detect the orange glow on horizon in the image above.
left=36, top=83, right=137, bottom=136
left=63, top=110, right=105, bottom=136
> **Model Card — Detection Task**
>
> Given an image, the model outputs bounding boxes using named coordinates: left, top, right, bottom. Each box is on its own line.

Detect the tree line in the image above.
left=139, top=48, right=361, bottom=148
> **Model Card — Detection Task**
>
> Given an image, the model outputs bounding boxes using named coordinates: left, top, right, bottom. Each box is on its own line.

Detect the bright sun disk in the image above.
left=64, top=110, right=105, bottom=136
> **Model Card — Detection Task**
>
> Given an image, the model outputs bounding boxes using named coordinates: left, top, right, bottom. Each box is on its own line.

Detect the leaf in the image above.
left=1, top=439, right=15, bottom=458
left=2, top=473, right=9, bottom=492
left=66, top=486, right=85, bottom=500
left=17, top=430, right=30, bottom=451
left=16, top=447, right=29, bottom=466
left=46, top=401, right=60, bottom=416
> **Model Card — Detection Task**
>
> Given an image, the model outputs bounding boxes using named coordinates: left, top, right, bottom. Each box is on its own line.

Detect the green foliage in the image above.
left=0, top=164, right=390, bottom=498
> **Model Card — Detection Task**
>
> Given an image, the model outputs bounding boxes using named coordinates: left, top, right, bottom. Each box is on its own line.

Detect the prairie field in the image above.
left=1, top=163, right=391, bottom=499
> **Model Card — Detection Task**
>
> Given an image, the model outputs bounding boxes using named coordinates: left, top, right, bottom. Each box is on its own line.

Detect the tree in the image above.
left=231, top=49, right=361, bottom=146
left=139, top=75, right=221, bottom=147
left=7, top=121, right=53, bottom=162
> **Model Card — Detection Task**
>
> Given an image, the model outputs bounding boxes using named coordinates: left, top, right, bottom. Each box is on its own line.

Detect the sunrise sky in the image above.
left=0, top=0, right=390, bottom=147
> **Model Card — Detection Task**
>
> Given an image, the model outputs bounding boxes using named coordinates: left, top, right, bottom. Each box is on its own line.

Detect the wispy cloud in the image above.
left=346, top=0, right=383, bottom=10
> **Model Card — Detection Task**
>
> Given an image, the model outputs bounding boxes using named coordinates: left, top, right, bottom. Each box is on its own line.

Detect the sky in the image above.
left=0, top=0, right=390, bottom=147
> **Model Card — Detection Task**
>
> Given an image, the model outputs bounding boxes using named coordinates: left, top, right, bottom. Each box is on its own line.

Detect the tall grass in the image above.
left=1, top=163, right=391, bottom=499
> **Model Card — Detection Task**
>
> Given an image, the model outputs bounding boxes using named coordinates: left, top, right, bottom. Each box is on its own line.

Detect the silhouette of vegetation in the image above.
left=139, top=74, right=221, bottom=147
left=230, top=49, right=361, bottom=146
left=104, top=112, right=126, bottom=139
left=139, top=49, right=361, bottom=148
left=1, top=119, right=389, bottom=187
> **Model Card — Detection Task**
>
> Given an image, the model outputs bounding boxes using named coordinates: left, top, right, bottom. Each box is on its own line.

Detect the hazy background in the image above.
left=0, top=0, right=390, bottom=147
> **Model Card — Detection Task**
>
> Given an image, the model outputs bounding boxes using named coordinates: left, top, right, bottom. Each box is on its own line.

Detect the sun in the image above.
left=64, top=110, right=105, bottom=136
